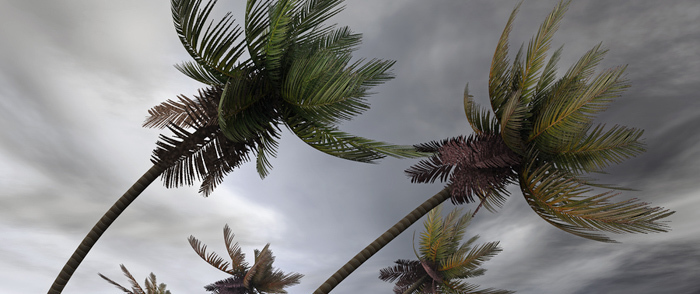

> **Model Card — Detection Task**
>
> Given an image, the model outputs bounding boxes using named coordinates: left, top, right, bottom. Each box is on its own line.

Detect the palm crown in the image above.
left=380, top=205, right=512, bottom=294
left=162, top=0, right=424, bottom=186
left=189, top=224, right=303, bottom=294
left=407, top=0, right=673, bottom=243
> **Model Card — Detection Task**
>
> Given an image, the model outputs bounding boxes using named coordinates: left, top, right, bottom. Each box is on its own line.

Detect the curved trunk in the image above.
left=48, top=164, right=167, bottom=294
left=313, top=186, right=452, bottom=294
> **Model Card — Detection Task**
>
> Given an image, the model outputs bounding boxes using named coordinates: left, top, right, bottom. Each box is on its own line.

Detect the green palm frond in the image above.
left=519, top=163, right=674, bottom=243
left=291, top=0, right=345, bottom=44
left=286, top=115, right=424, bottom=162
left=172, top=0, right=247, bottom=84
left=265, top=0, right=296, bottom=84
left=489, top=1, right=521, bottom=118
left=282, top=49, right=395, bottom=125
left=463, top=83, right=499, bottom=135
left=245, top=0, right=274, bottom=68
left=519, top=0, right=570, bottom=101
left=552, top=124, right=645, bottom=174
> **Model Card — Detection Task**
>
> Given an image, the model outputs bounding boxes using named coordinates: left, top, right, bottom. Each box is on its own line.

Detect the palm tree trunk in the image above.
left=48, top=163, right=167, bottom=294
left=312, top=186, right=452, bottom=294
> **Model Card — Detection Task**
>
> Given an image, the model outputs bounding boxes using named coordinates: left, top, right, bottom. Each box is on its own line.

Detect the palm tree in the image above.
left=99, top=264, right=172, bottom=294
left=49, top=0, right=425, bottom=292
left=379, top=205, right=512, bottom=294
left=312, top=1, right=674, bottom=293
left=190, top=224, right=303, bottom=294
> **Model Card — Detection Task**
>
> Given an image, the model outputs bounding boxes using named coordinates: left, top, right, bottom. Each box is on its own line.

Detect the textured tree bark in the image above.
left=48, top=164, right=167, bottom=294
left=313, top=186, right=452, bottom=294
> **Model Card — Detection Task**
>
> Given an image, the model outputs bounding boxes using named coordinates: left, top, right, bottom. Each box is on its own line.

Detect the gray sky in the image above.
left=1, top=0, right=699, bottom=293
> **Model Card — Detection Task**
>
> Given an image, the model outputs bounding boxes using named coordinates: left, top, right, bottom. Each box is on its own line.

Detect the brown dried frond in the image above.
left=188, top=235, right=234, bottom=275
left=143, top=87, right=222, bottom=129
left=406, top=134, right=522, bottom=205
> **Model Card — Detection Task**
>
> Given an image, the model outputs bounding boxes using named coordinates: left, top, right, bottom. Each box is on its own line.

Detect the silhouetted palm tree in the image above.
left=313, top=1, right=674, bottom=293
left=99, top=264, right=172, bottom=294
left=379, top=205, right=512, bottom=294
left=190, top=224, right=303, bottom=294
left=49, top=0, right=424, bottom=292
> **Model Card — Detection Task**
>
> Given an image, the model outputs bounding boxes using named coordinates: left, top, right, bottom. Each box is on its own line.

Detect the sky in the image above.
left=1, top=0, right=699, bottom=293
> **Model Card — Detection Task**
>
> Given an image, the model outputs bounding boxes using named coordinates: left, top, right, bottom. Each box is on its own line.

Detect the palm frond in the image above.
left=378, top=259, right=423, bottom=283
left=291, top=0, right=345, bottom=45
left=553, top=124, right=645, bottom=174
left=286, top=115, right=424, bottom=162
left=519, top=0, right=570, bottom=101
left=282, top=49, right=395, bottom=126
left=244, top=244, right=273, bottom=288
left=498, top=88, right=527, bottom=155
left=245, top=0, right=274, bottom=68
left=519, top=163, right=674, bottom=243
left=223, top=224, right=249, bottom=274
left=144, top=87, right=221, bottom=130
left=189, top=235, right=234, bottom=274
left=489, top=1, right=521, bottom=118
left=463, top=83, right=499, bottom=135
left=204, top=275, right=247, bottom=294
left=98, top=265, right=171, bottom=294
left=533, top=45, right=564, bottom=103
left=264, top=0, right=296, bottom=85
left=218, top=72, right=281, bottom=143
left=419, top=204, right=446, bottom=262
left=172, top=0, right=247, bottom=82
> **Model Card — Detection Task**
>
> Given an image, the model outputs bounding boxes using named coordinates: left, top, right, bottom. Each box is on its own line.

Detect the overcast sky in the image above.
left=1, top=0, right=700, bottom=293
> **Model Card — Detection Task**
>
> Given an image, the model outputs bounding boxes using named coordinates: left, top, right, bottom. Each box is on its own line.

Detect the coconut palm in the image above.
left=49, top=0, right=425, bottom=292
left=379, top=205, right=512, bottom=294
left=313, top=1, right=674, bottom=293
left=99, top=264, right=172, bottom=294
left=190, top=224, right=303, bottom=294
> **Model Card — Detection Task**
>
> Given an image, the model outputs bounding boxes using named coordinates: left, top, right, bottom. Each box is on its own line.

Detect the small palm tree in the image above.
left=379, top=205, right=512, bottom=294
left=190, top=224, right=303, bottom=294
left=49, top=0, right=424, bottom=292
left=99, top=264, right=172, bottom=294
left=313, top=1, right=674, bottom=293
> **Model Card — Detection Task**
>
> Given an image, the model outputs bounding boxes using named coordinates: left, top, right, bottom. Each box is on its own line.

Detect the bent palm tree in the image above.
left=49, top=0, right=424, bottom=292
left=313, top=1, right=674, bottom=293
left=99, top=264, right=172, bottom=294
left=379, top=205, right=512, bottom=294
left=190, top=224, right=303, bottom=294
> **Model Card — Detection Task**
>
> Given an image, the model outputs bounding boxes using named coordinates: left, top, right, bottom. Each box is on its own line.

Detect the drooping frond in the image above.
left=171, top=0, right=247, bottom=84
left=519, top=163, right=674, bottom=243
left=146, top=86, right=255, bottom=196
left=378, top=259, right=423, bottom=284
left=406, top=134, right=521, bottom=206
left=463, top=83, right=499, bottom=135
left=286, top=115, right=425, bottom=162
left=189, top=235, right=234, bottom=274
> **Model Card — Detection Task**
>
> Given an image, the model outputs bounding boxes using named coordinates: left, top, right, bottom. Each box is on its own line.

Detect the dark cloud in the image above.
left=1, top=1, right=698, bottom=294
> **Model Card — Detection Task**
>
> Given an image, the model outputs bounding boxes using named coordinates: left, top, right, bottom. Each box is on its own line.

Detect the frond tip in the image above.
left=519, top=163, right=674, bottom=243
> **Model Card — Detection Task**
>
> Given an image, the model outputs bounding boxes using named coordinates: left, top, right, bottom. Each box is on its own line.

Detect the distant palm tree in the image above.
left=49, top=0, right=424, bottom=292
left=190, top=224, right=303, bottom=294
left=313, top=1, right=674, bottom=293
left=379, top=205, right=512, bottom=294
left=99, top=264, right=172, bottom=294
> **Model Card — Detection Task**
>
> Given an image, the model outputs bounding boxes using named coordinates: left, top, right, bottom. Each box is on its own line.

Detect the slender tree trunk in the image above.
left=48, top=164, right=167, bottom=294
left=313, top=186, right=452, bottom=294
